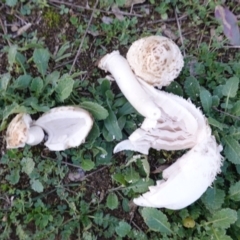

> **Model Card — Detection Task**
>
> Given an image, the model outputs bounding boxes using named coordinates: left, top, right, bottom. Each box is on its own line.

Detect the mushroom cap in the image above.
left=127, top=35, right=184, bottom=88
left=6, top=113, right=32, bottom=148
left=34, top=106, right=93, bottom=151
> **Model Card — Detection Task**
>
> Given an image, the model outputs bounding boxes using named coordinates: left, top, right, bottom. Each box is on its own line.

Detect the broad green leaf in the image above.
left=0, top=73, right=11, bottom=91
left=231, top=100, right=240, bottom=116
left=31, top=179, right=44, bottom=193
left=115, top=221, right=131, bottom=237
left=104, top=109, right=122, bottom=141
left=222, top=77, right=239, bottom=98
left=141, top=208, right=173, bottom=235
left=81, top=159, right=95, bottom=171
left=30, top=77, right=43, bottom=95
left=21, top=157, right=35, bottom=176
left=200, top=88, right=212, bottom=113
left=209, top=228, right=233, bottom=240
left=229, top=126, right=240, bottom=140
left=124, top=168, right=140, bottom=183
left=201, top=187, right=225, bottom=211
left=184, top=76, right=200, bottom=101
left=86, top=122, right=100, bottom=146
left=6, top=0, right=18, bottom=7
left=80, top=101, right=109, bottom=120
left=207, top=208, right=237, bottom=229
left=7, top=45, right=18, bottom=69
left=45, top=71, right=60, bottom=87
left=106, top=192, right=118, bottom=210
left=208, top=117, right=226, bottom=131
left=229, top=181, right=240, bottom=201
left=14, top=74, right=32, bottom=89
left=112, top=173, right=126, bottom=185
left=166, top=81, right=183, bottom=96
left=33, top=48, right=50, bottom=76
left=6, top=168, right=20, bottom=185
left=55, top=74, right=74, bottom=102
left=118, top=102, right=136, bottom=116
left=223, top=136, right=240, bottom=164
left=126, top=178, right=154, bottom=193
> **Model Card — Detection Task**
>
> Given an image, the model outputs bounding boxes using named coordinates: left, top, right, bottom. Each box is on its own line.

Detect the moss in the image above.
left=43, top=8, right=60, bottom=28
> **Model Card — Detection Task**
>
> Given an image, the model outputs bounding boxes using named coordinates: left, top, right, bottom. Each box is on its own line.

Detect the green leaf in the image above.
left=229, top=181, right=240, bottom=201
left=6, top=0, right=18, bottom=7
left=166, top=81, right=183, bottom=96
left=231, top=100, right=240, bottom=116
left=7, top=45, right=18, bottom=71
left=115, top=221, right=131, bottom=237
left=80, top=101, right=109, bottom=120
left=0, top=73, right=11, bottom=91
left=126, top=178, right=154, bottom=193
left=31, top=179, right=44, bottom=193
left=104, top=109, right=122, bottom=141
left=14, top=74, right=32, bottom=89
left=124, top=168, right=140, bottom=183
left=201, top=187, right=225, bottom=211
left=141, top=208, right=173, bottom=235
left=207, top=208, right=237, bottom=229
left=208, top=117, right=226, bottom=131
left=30, top=77, right=43, bottom=96
left=229, top=126, right=240, bottom=140
left=118, top=102, right=136, bottom=116
left=184, top=76, right=200, bottom=101
left=200, top=88, right=212, bottom=113
left=112, top=173, right=126, bottom=185
left=6, top=168, right=20, bottom=185
left=55, top=74, right=74, bottom=102
left=21, top=157, right=35, bottom=176
left=223, top=136, right=240, bottom=164
left=209, top=228, right=233, bottom=240
left=33, top=48, right=50, bottom=76
left=81, top=159, right=95, bottom=171
left=222, top=76, right=239, bottom=98
left=106, top=192, right=118, bottom=210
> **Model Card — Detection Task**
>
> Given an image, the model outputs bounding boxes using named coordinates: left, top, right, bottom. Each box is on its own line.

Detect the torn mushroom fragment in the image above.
left=33, top=106, right=93, bottom=151
left=127, top=35, right=184, bottom=88
left=6, top=113, right=44, bottom=149
left=133, top=136, right=223, bottom=210
left=98, top=50, right=161, bottom=121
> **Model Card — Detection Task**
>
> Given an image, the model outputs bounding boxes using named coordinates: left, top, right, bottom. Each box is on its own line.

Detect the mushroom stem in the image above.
left=26, top=126, right=45, bottom=146
left=98, top=50, right=161, bottom=120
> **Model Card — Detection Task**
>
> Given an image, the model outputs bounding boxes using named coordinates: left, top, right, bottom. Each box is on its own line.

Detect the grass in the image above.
left=1, top=0, right=240, bottom=239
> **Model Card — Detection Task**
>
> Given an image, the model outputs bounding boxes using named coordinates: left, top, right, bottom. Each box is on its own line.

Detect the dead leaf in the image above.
left=215, top=5, right=240, bottom=45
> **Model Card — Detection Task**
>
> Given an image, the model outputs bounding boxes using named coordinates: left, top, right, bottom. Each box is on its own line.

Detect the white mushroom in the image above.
left=127, top=35, right=184, bottom=88
left=98, top=50, right=161, bottom=121
left=6, top=113, right=44, bottom=149
left=133, top=136, right=223, bottom=210
left=33, top=106, right=93, bottom=151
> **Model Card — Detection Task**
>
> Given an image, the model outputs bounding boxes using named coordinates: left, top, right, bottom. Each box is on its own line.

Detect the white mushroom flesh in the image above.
left=34, top=106, right=93, bottom=151
left=133, top=136, right=223, bottom=210
left=98, top=50, right=161, bottom=120
left=127, top=35, right=184, bottom=88
left=26, top=126, right=45, bottom=146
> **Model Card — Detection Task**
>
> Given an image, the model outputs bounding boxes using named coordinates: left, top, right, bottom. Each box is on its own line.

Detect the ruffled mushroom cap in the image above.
left=127, top=36, right=184, bottom=88
left=6, top=113, right=44, bottom=149
left=34, top=106, right=93, bottom=151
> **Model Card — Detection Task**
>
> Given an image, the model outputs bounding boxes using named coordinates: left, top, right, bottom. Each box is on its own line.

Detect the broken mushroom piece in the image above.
left=98, top=50, right=161, bottom=121
left=133, top=136, right=223, bottom=210
left=6, top=113, right=44, bottom=149
left=33, top=106, right=93, bottom=151
left=127, top=35, right=184, bottom=88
